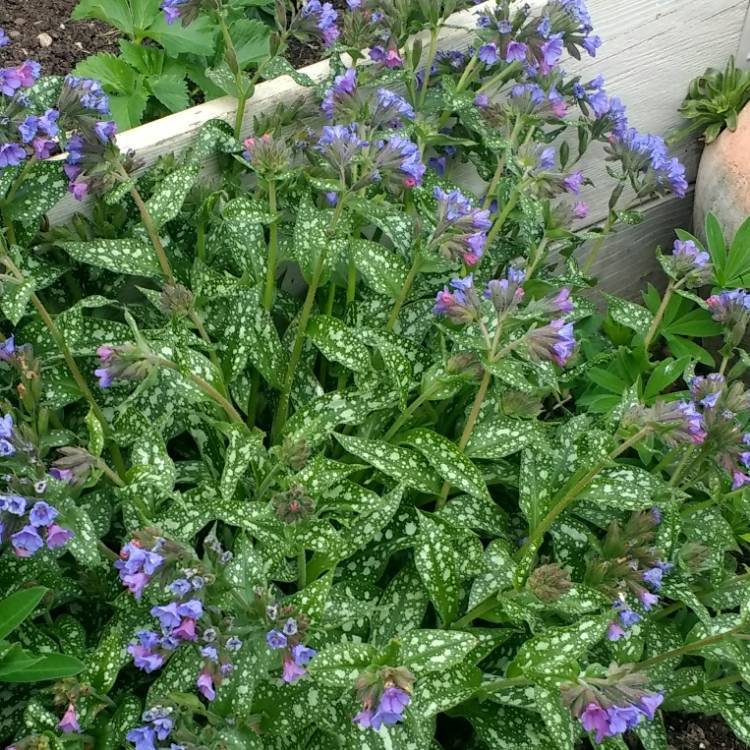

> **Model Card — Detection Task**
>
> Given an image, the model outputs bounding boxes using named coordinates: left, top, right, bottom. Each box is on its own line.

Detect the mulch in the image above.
left=0, top=0, right=351, bottom=75
left=0, top=0, right=119, bottom=75
left=665, top=714, right=749, bottom=750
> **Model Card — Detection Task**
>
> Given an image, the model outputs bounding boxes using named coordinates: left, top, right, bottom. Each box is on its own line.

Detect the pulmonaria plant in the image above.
left=4, top=4, right=750, bottom=750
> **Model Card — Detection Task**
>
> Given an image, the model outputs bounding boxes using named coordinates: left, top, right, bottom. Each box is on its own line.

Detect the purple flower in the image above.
left=160, top=0, right=187, bottom=24
left=353, top=708, right=374, bottom=729
left=38, top=109, right=59, bottom=136
left=574, top=201, right=589, bottom=219
left=177, top=599, right=203, bottom=619
left=152, top=716, right=173, bottom=741
left=369, top=46, right=402, bottom=68
left=94, top=120, right=117, bottom=143
left=0, top=438, right=15, bottom=457
left=321, top=67, right=357, bottom=119
left=0, top=335, right=15, bottom=360
left=11, top=525, right=44, bottom=557
left=375, top=88, right=415, bottom=125
left=282, top=618, right=298, bottom=636
left=607, top=705, right=642, bottom=734
left=197, top=669, right=216, bottom=701
left=505, top=40, right=528, bottom=62
left=563, top=171, right=585, bottom=194
left=617, top=607, right=641, bottom=627
left=126, top=726, right=157, bottom=750
left=150, top=602, right=181, bottom=629
left=46, top=523, right=73, bottom=549
left=638, top=693, right=664, bottom=720
left=474, top=93, right=490, bottom=108
left=639, top=590, right=659, bottom=610
left=292, top=644, right=316, bottom=666
left=1, top=494, right=25, bottom=515
left=16, top=60, right=41, bottom=87
left=33, top=137, right=56, bottom=160
left=0, top=143, right=27, bottom=168
left=539, top=34, right=564, bottom=71
left=0, top=67, right=23, bottom=96
left=169, top=578, right=191, bottom=596
left=201, top=645, right=219, bottom=662
left=537, top=146, right=556, bottom=171
left=642, top=567, right=664, bottom=590
left=128, top=643, right=165, bottom=673
left=479, top=43, right=500, bottom=65
left=301, top=0, right=339, bottom=47
left=583, top=35, right=602, bottom=56
left=0, top=28, right=9, bottom=48
left=266, top=630, right=287, bottom=649
left=607, top=622, right=626, bottom=641
left=121, top=572, right=150, bottom=599
left=220, top=662, right=234, bottom=677
left=226, top=636, right=242, bottom=651
left=172, top=618, right=197, bottom=641
left=58, top=704, right=80, bottom=734
left=527, top=319, right=576, bottom=367
left=136, top=630, right=161, bottom=649
left=18, top=116, right=38, bottom=144
left=581, top=703, right=610, bottom=743
left=28, top=501, right=58, bottom=527
left=0, top=414, right=14, bottom=440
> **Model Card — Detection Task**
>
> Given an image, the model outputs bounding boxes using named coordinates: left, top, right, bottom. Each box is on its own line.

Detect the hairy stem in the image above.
left=418, top=26, right=440, bottom=108
left=153, top=357, right=244, bottom=425
left=386, top=253, right=422, bottom=332
left=383, top=384, right=440, bottom=443
left=644, top=277, right=685, bottom=351
left=516, top=427, right=652, bottom=569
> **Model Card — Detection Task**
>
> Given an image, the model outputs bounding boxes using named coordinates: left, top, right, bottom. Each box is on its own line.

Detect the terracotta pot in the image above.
left=693, top=104, right=750, bottom=243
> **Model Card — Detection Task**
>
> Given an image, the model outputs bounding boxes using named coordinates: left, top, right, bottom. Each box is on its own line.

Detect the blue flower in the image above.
left=266, top=630, right=287, bottom=649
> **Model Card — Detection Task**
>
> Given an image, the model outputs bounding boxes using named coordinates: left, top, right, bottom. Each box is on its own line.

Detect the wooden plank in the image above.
left=575, top=191, right=695, bottom=301
left=48, top=0, right=746, bottom=232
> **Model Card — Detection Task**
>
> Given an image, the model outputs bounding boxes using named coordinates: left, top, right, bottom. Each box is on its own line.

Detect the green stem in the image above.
left=382, top=384, right=440, bottom=442
left=669, top=445, right=697, bottom=487
left=477, top=60, right=522, bottom=95
left=153, top=357, right=244, bottom=425
left=386, top=254, right=422, bottom=332
left=437, top=367, right=492, bottom=509
left=451, top=591, right=500, bottom=629
left=273, top=247, right=329, bottom=439
left=636, top=627, right=741, bottom=671
left=525, top=236, right=550, bottom=279
left=719, top=353, right=731, bottom=376
left=485, top=188, right=521, bottom=250
left=96, top=458, right=125, bottom=487
left=644, top=277, right=685, bottom=351
left=516, top=427, right=652, bottom=567
left=418, top=26, right=440, bottom=108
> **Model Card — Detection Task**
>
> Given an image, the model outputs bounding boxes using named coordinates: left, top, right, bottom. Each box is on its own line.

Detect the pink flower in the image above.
left=46, top=524, right=73, bottom=549
left=57, top=704, right=80, bottom=734
left=197, top=669, right=215, bottom=701
left=581, top=703, right=610, bottom=743
left=172, top=617, right=197, bottom=641
left=282, top=655, right=307, bottom=683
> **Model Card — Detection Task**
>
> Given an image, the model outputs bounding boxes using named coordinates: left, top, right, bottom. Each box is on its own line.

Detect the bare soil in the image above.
left=665, top=714, right=749, bottom=750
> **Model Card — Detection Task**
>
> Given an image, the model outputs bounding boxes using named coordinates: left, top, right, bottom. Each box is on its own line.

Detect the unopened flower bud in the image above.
left=159, top=283, right=193, bottom=317
left=273, top=485, right=315, bottom=524
left=528, top=563, right=572, bottom=602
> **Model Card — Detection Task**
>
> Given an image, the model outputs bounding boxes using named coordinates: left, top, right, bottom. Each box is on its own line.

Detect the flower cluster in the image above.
left=429, top=187, right=492, bottom=266
left=115, top=536, right=165, bottom=599
left=126, top=706, right=178, bottom=750
left=296, top=0, right=340, bottom=47
left=265, top=604, right=316, bottom=683
left=661, top=238, right=712, bottom=287
left=0, top=454, right=74, bottom=556
left=353, top=667, right=415, bottom=732
left=707, top=289, right=750, bottom=346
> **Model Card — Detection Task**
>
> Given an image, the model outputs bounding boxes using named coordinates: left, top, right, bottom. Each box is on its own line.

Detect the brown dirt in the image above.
left=665, top=715, right=749, bottom=750
left=0, top=0, right=119, bottom=75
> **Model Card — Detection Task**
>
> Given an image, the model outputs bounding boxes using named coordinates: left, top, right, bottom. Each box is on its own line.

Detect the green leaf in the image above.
left=606, top=294, right=653, bottom=336
left=59, top=239, right=161, bottom=278
left=644, top=357, right=690, bottom=401
left=403, top=428, right=490, bottom=502
left=6, top=161, right=68, bottom=226
left=108, top=89, right=149, bottom=130
left=414, top=512, right=461, bottom=624
left=349, top=197, right=414, bottom=256
left=220, top=425, right=262, bottom=501
left=0, top=587, right=46, bottom=640
left=104, top=695, right=142, bottom=750
left=0, top=652, right=84, bottom=682
left=71, top=0, right=137, bottom=34
left=1, top=276, right=34, bottom=326
left=333, top=433, right=441, bottom=495
left=466, top=416, right=546, bottom=459
left=145, top=164, right=200, bottom=229
left=308, top=316, right=371, bottom=373
left=350, top=239, right=409, bottom=298
left=714, top=687, right=750, bottom=745
left=724, top=214, right=750, bottom=285
left=371, top=564, right=428, bottom=647
left=412, top=661, right=481, bottom=717
left=399, top=629, right=477, bottom=674
left=148, top=72, right=190, bottom=112
left=308, top=642, right=375, bottom=687
left=536, top=683, right=578, bottom=750
left=468, top=539, right=515, bottom=609
left=579, top=466, right=666, bottom=510
left=634, top=714, right=668, bottom=750
left=232, top=18, right=271, bottom=67
left=145, top=13, right=216, bottom=56
left=508, top=614, right=609, bottom=677
left=469, top=703, right=554, bottom=750
left=74, top=52, right=138, bottom=92
left=705, top=212, right=728, bottom=274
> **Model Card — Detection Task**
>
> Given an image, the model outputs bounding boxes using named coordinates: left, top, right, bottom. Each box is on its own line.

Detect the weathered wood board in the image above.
left=44, top=0, right=749, bottom=297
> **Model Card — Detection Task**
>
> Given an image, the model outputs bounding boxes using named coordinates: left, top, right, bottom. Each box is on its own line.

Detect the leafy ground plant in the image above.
left=2, top=2, right=750, bottom=750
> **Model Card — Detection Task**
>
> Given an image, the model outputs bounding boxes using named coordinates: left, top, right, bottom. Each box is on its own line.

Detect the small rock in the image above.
left=8, top=30, right=20, bottom=39
left=37, top=32, right=53, bottom=48
left=14, top=17, right=26, bottom=26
